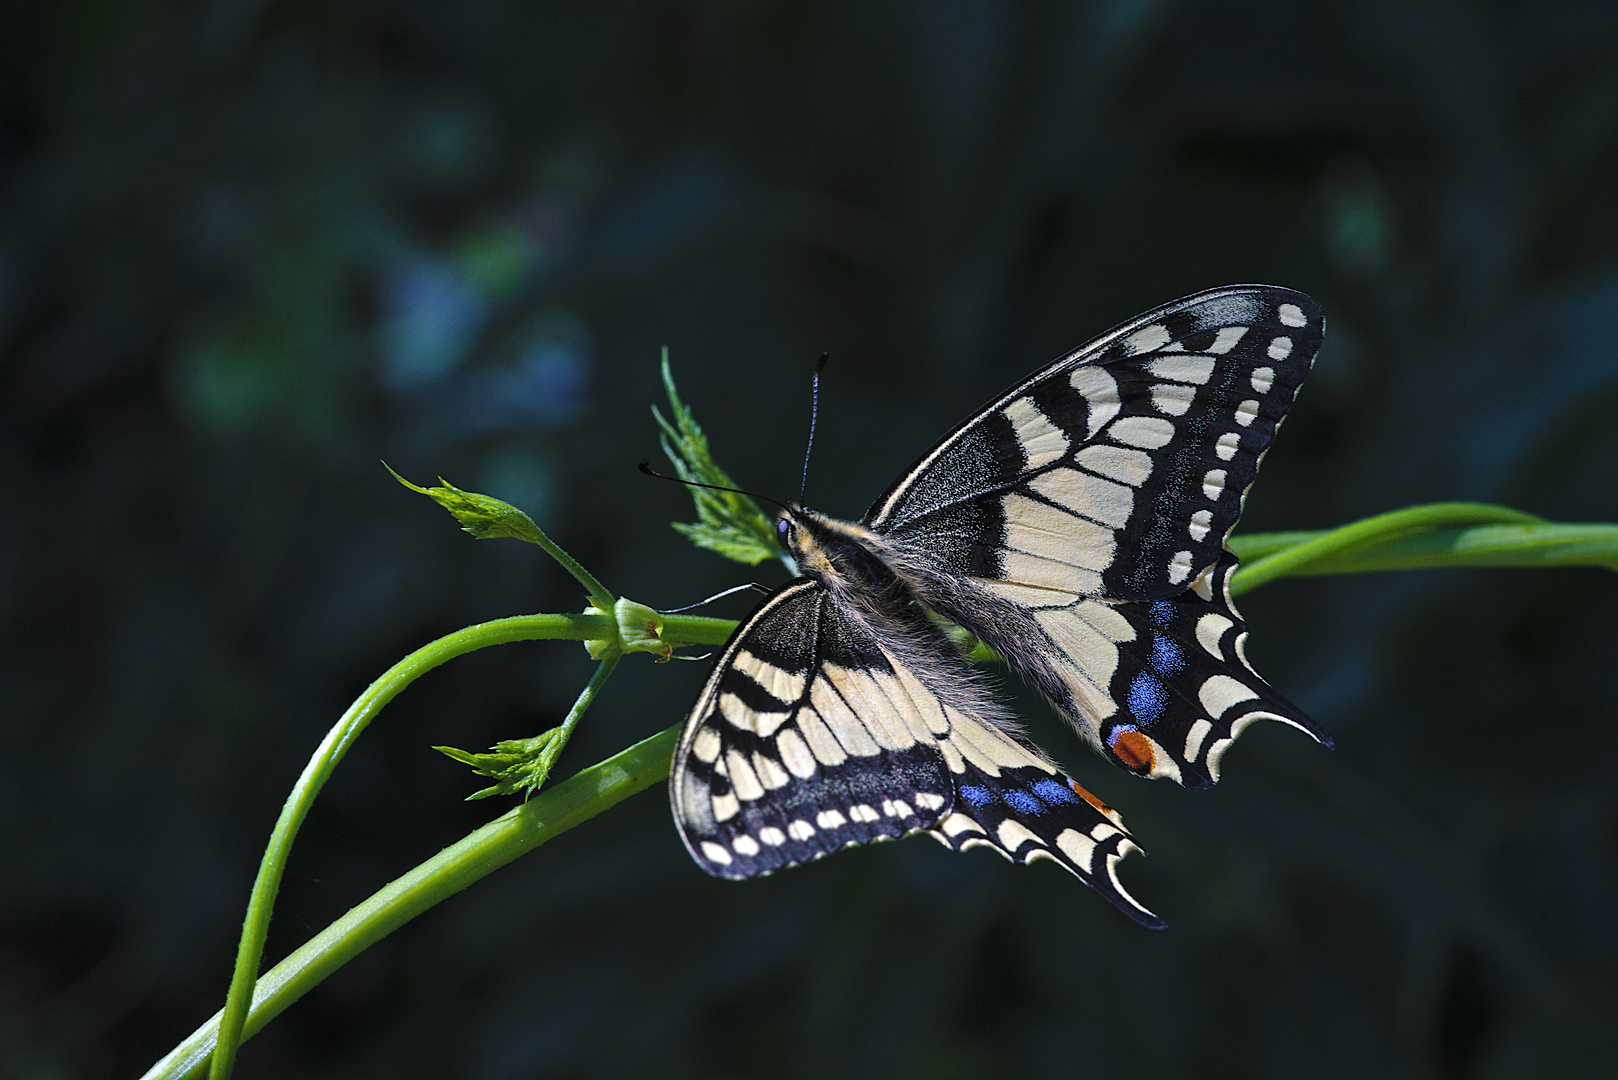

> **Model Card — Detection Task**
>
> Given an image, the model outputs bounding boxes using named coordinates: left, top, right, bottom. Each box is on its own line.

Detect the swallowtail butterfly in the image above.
left=669, top=285, right=1330, bottom=928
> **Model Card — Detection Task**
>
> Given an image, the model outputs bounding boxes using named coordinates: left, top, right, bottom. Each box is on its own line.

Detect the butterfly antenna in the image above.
left=657, top=582, right=771, bottom=614
left=799, top=352, right=830, bottom=503
left=638, top=461, right=795, bottom=515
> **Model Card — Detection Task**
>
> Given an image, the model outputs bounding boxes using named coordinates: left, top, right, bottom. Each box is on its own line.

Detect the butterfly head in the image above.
left=775, top=505, right=895, bottom=596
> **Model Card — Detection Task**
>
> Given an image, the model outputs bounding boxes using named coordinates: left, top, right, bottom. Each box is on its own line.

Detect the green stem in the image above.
left=142, top=725, right=679, bottom=1080
left=657, top=612, right=740, bottom=646
left=547, top=653, right=621, bottom=771
left=530, top=527, right=616, bottom=613
left=1229, top=503, right=1618, bottom=596
left=206, top=612, right=611, bottom=1080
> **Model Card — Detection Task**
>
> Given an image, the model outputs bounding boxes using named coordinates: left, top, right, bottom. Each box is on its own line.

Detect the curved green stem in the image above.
left=1226, top=502, right=1585, bottom=596
left=206, top=612, right=611, bottom=1080
left=144, top=725, right=679, bottom=1080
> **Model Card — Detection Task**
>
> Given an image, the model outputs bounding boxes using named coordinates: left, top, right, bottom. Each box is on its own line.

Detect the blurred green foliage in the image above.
left=4, top=1, right=1618, bottom=1078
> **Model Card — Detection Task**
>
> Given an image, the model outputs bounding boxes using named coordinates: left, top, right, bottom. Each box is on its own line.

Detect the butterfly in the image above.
left=668, top=285, right=1332, bottom=928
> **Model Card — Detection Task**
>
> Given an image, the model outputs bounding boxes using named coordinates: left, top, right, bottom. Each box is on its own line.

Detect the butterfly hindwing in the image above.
left=865, top=286, right=1321, bottom=602
left=923, top=732, right=1163, bottom=928
left=1006, top=549, right=1330, bottom=788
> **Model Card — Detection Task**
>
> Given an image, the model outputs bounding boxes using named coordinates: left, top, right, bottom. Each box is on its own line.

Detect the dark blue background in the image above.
left=4, top=2, right=1617, bottom=1077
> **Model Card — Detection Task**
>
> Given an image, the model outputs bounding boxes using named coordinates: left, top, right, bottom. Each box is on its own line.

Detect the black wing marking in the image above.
left=864, top=285, right=1320, bottom=602
left=671, top=580, right=1162, bottom=925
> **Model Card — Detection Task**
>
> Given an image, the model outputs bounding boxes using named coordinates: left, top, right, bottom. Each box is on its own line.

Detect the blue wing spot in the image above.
left=1003, top=788, right=1042, bottom=816
left=1149, top=631, right=1186, bottom=675
left=1127, top=672, right=1168, bottom=724
left=959, top=784, right=995, bottom=807
left=1148, top=600, right=1175, bottom=627
left=1031, top=777, right=1078, bottom=805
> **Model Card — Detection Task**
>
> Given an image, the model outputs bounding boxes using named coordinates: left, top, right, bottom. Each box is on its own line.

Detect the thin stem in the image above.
left=142, top=725, right=679, bottom=1080
left=206, top=612, right=610, bottom=1080
left=550, top=653, right=620, bottom=766
left=529, top=526, right=616, bottom=613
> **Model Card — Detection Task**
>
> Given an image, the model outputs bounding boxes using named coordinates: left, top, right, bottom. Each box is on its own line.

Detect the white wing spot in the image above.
left=753, top=751, right=791, bottom=790
left=788, top=819, right=816, bottom=841
left=816, top=809, right=847, bottom=829
left=713, top=792, right=740, bottom=822
left=1267, top=336, right=1293, bottom=361
left=1151, top=383, right=1195, bottom=416
left=1235, top=399, right=1260, bottom=427
left=1250, top=366, right=1275, bottom=394
left=775, top=727, right=818, bottom=779
left=758, top=826, right=787, bottom=847
left=1123, top=323, right=1172, bottom=354
left=1070, top=366, right=1121, bottom=436
left=850, top=804, right=881, bottom=823
left=1003, top=397, right=1071, bottom=469
left=1278, top=303, right=1307, bottom=327
left=1202, top=469, right=1227, bottom=501
left=996, top=818, right=1042, bottom=853
left=733, top=835, right=760, bottom=857
left=1195, top=612, right=1234, bottom=657
left=719, top=692, right=788, bottom=737
left=701, top=841, right=733, bottom=866
left=691, top=726, right=722, bottom=764
left=795, top=706, right=848, bottom=767
left=1199, top=674, right=1260, bottom=718
left=1107, top=415, right=1174, bottom=449
left=1027, top=468, right=1134, bottom=529
left=1184, top=718, right=1214, bottom=762
left=1148, top=356, right=1216, bottom=385
left=726, top=749, right=765, bottom=801
left=940, top=812, right=984, bottom=837
left=732, top=649, right=808, bottom=703
left=1188, top=509, right=1213, bottom=542
left=1215, top=432, right=1240, bottom=461
left=1208, top=326, right=1248, bottom=354
left=1141, top=736, right=1183, bottom=783
left=1076, top=444, right=1153, bottom=486
left=1055, top=828, right=1097, bottom=871
left=914, top=792, right=946, bottom=812
left=1167, top=550, right=1194, bottom=585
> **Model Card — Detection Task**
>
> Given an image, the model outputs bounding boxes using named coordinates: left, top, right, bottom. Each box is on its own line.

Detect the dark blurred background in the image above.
left=4, top=1, right=1618, bottom=1077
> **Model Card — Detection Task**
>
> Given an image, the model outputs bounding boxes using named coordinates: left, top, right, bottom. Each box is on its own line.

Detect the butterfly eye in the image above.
left=775, top=518, right=794, bottom=547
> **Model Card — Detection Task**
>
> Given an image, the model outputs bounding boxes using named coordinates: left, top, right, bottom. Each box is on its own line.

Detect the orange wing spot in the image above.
left=1066, top=778, right=1113, bottom=815
left=1109, top=728, right=1157, bottom=772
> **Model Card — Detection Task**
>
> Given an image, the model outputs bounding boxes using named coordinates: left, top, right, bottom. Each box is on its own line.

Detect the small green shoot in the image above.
left=653, top=349, right=791, bottom=571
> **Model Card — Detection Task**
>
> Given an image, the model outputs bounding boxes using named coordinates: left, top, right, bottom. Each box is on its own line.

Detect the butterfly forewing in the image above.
left=848, top=286, right=1325, bottom=786
left=671, top=580, right=955, bottom=878
left=865, top=286, right=1321, bottom=601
